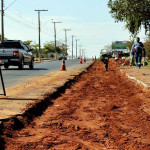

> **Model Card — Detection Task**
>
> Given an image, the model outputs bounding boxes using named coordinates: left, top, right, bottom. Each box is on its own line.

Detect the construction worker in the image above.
left=130, top=49, right=135, bottom=66
left=131, top=37, right=145, bottom=68
left=100, top=53, right=109, bottom=71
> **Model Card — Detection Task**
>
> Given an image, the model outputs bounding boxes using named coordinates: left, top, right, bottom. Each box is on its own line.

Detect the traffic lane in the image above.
left=1, top=59, right=80, bottom=87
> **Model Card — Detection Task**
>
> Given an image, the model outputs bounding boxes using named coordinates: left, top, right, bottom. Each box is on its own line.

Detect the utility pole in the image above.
left=52, top=21, right=62, bottom=59
left=64, top=29, right=71, bottom=55
left=82, top=49, right=86, bottom=58
left=72, top=35, right=75, bottom=59
left=76, top=39, right=80, bottom=58
left=79, top=45, right=83, bottom=57
left=1, top=0, right=4, bottom=42
left=35, top=9, right=48, bottom=62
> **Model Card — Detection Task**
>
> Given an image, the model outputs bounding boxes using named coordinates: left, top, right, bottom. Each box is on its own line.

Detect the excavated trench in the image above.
left=1, top=59, right=150, bottom=150
left=0, top=62, right=94, bottom=150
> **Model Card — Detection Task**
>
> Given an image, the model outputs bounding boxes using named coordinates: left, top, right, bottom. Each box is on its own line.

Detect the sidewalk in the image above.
left=120, top=62, right=150, bottom=117
left=120, top=65, right=150, bottom=88
left=0, top=60, right=93, bottom=120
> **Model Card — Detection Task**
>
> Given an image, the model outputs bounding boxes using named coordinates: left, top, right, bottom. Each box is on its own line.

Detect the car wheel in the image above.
left=18, top=59, right=24, bottom=70
left=4, top=64, right=9, bottom=69
left=29, top=60, right=34, bottom=69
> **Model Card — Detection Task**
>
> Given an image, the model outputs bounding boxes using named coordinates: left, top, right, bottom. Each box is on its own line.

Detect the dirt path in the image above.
left=3, top=60, right=150, bottom=150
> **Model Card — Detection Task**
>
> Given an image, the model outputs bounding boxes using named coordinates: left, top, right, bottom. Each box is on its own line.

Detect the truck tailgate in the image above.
left=0, top=49, right=17, bottom=57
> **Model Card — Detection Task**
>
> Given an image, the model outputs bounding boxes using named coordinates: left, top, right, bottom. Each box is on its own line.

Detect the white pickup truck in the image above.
left=0, top=40, right=34, bottom=69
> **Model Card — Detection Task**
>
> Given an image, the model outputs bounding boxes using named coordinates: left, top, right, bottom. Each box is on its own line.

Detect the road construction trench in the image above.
left=2, top=60, right=150, bottom=150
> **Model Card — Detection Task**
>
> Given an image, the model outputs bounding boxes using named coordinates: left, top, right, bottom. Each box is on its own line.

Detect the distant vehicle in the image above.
left=0, top=40, right=34, bottom=69
left=100, top=49, right=112, bottom=58
left=58, top=56, right=67, bottom=60
left=112, top=41, right=127, bottom=52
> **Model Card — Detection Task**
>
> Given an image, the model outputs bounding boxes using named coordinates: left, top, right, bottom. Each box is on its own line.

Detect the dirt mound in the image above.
left=2, top=60, right=150, bottom=150
left=115, top=59, right=130, bottom=66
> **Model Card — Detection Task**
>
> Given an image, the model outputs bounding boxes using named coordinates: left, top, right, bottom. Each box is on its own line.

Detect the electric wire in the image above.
left=4, top=4, right=76, bottom=51
left=5, top=0, right=18, bottom=11
left=5, top=13, right=38, bottom=30
left=5, top=13, right=53, bottom=39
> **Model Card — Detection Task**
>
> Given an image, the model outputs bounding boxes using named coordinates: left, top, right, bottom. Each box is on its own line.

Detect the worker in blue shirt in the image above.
left=131, top=37, right=145, bottom=68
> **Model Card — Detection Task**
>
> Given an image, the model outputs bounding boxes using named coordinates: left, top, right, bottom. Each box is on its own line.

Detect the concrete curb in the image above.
left=120, top=68, right=150, bottom=88
left=125, top=73, right=150, bottom=88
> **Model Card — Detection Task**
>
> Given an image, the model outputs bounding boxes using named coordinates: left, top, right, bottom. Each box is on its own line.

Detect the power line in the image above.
left=5, top=14, right=53, bottom=38
left=5, top=13, right=38, bottom=30
left=4, top=0, right=17, bottom=11
left=41, top=20, right=51, bottom=28
left=5, top=13, right=56, bottom=41
left=5, top=5, right=37, bottom=27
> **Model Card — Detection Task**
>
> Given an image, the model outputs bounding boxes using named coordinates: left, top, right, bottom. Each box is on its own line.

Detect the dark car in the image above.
left=58, top=56, right=67, bottom=60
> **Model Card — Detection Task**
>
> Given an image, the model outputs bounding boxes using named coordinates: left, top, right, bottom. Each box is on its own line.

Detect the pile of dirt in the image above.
left=115, top=59, right=130, bottom=66
left=2, top=59, right=150, bottom=150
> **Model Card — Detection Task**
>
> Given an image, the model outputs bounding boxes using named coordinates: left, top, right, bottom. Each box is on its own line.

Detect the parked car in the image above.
left=0, top=40, right=34, bottom=69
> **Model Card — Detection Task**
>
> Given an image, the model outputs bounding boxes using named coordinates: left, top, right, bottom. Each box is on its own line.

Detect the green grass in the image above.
left=147, top=61, right=150, bottom=66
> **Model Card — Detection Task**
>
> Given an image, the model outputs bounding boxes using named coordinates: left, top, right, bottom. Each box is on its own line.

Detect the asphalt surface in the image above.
left=0, top=59, right=80, bottom=88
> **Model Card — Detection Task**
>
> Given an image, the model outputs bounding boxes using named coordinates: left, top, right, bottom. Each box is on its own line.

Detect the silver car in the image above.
left=0, top=40, right=34, bottom=69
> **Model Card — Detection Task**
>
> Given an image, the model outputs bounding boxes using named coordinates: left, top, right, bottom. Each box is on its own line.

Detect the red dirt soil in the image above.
left=3, top=60, right=150, bottom=150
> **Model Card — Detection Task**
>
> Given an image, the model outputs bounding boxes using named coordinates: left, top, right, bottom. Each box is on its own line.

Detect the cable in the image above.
left=5, top=0, right=18, bottom=11
left=41, top=20, right=51, bottom=28
left=6, top=14, right=54, bottom=38
left=6, top=10, right=51, bottom=37
left=5, top=13, right=38, bottom=30
left=5, top=2, right=37, bottom=28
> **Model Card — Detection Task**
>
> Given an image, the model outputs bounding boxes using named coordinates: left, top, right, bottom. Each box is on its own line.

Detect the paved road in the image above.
left=1, top=59, right=80, bottom=88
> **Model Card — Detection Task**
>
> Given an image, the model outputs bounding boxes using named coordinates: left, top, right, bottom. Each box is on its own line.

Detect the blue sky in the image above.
left=3, top=0, right=145, bottom=57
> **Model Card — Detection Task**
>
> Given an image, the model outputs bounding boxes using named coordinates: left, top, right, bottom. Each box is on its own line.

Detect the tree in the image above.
left=0, top=34, right=7, bottom=41
left=42, top=42, right=55, bottom=54
left=144, top=36, right=150, bottom=59
left=24, top=40, right=66, bottom=59
left=56, top=41, right=66, bottom=55
left=42, top=41, right=66, bottom=55
left=32, top=43, right=39, bottom=57
left=108, top=0, right=150, bottom=36
left=24, top=40, right=33, bottom=48
left=24, top=40, right=39, bottom=57
left=126, top=40, right=134, bottom=51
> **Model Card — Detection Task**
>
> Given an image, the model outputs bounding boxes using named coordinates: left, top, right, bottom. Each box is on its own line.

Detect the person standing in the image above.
left=131, top=37, right=145, bottom=68
left=100, top=53, right=109, bottom=71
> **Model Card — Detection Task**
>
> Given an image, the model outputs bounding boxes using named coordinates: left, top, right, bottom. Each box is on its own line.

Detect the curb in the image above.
left=125, top=73, right=150, bottom=88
